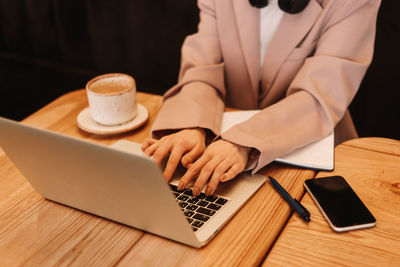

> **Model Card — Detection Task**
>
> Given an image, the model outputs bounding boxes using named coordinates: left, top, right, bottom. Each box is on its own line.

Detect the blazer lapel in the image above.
left=262, top=0, right=322, bottom=89
left=233, top=0, right=260, bottom=93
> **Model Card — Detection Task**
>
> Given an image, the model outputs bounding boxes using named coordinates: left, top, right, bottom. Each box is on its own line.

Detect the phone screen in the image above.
left=304, top=176, right=376, bottom=231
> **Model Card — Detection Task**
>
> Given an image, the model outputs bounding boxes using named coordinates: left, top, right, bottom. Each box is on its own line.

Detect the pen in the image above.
left=269, top=176, right=311, bottom=222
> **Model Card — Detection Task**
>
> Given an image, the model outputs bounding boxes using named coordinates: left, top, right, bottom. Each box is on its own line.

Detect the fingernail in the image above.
left=205, top=187, right=213, bottom=196
left=192, top=186, right=200, bottom=196
left=219, top=175, right=227, bottom=182
left=177, top=182, right=184, bottom=191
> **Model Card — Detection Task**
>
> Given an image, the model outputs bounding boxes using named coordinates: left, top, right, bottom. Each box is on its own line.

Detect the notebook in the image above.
left=221, top=110, right=334, bottom=171
left=0, top=117, right=266, bottom=247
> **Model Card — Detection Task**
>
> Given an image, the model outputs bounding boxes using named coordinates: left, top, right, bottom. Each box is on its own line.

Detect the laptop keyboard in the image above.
left=169, top=184, right=229, bottom=232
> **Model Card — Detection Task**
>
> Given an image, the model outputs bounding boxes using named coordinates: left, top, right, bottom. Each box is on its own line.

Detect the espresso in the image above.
left=88, top=76, right=134, bottom=95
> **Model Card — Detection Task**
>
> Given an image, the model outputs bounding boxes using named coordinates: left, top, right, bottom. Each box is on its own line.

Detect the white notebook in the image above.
left=221, top=110, right=334, bottom=171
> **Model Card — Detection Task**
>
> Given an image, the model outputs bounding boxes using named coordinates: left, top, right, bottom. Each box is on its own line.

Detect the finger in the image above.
left=177, top=154, right=210, bottom=191
left=220, top=163, right=243, bottom=182
left=185, top=163, right=193, bottom=169
left=143, top=141, right=161, bottom=156
left=181, top=145, right=204, bottom=167
left=151, top=142, right=173, bottom=166
left=205, top=160, right=231, bottom=195
left=192, top=158, right=220, bottom=196
left=205, top=178, right=220, bottom=196
left=141, top=138, right=157, bottom=151
left=163, top=145, right=186, bottom=181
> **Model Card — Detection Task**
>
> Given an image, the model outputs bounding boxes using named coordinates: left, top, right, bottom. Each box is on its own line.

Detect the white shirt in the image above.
left=260, top=0, right=284, bottom=78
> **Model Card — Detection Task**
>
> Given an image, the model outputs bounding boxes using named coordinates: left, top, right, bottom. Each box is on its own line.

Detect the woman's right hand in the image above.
left=141, top=128, right=207, bottom=181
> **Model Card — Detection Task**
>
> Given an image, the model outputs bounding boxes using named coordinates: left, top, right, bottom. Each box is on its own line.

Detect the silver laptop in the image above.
left=0, top=117, right=266, bottom=247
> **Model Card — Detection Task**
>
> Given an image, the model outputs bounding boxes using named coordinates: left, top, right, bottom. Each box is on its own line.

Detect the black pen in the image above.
left=269, top=176, right=311, bottom=222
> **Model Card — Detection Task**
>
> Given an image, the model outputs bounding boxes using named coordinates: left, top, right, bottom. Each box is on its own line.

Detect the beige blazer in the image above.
left=151, top=0, right=381, bottom=172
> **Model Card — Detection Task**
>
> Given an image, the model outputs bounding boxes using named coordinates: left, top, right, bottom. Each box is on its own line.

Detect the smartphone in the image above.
left=304, top=176, right=376, bottom=232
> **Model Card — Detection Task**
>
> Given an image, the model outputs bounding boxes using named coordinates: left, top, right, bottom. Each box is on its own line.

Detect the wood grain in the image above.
left=22, top=89, right=163, bottom=146
left=0, top=90, right=162, bottom=266
left=344, top=137, right=400, bottom=157
left=263, top=138, right=400, bottom=266
left=118, top=166, right=315, bottom=267
left=0, top=89, right=316, bottom=266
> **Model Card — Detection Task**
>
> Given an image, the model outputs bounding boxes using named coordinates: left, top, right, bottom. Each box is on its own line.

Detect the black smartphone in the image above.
left=304, top=176, right=376, bottom=232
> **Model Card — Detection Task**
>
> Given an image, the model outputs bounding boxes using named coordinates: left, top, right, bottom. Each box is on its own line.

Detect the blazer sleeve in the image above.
left=150, top=0, right=225, bottom=139
left=221, top=0, right=381, bottom=173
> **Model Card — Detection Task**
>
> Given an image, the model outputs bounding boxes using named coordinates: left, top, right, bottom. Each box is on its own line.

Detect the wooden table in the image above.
left=263, top=138, right=400, bottom=266
left=0, top=89, right=316, bottom=266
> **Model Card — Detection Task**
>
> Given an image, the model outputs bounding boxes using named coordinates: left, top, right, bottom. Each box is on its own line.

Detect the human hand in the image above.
left=141, top=128, right=206, bottom=181
left=177, top=139, right=250, bottom=196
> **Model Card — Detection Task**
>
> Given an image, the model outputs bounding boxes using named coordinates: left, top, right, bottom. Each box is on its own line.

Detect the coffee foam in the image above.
left=88, top=76, right=133, bottom=95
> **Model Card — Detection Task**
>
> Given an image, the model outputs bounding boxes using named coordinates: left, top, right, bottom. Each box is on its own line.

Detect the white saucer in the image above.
left=76, top=104, right=148, bottom=135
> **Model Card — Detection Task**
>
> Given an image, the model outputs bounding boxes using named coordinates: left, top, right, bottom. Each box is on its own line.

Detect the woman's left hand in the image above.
left=177, top=139, right=250, bottom=196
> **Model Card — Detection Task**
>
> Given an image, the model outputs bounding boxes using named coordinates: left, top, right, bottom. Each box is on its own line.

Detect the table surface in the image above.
left=0, top=89, right=316, bottom=266
left=1, top=89, right=399, bottom=266
left=264, top=137, right=400, bottom=266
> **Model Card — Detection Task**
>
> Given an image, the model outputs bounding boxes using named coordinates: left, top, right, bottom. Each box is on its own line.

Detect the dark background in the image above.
left=0, top=0, right=399, bottom=140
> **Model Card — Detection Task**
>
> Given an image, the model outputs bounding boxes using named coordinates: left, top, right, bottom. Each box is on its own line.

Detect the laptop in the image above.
left=0, top=117, right=266, bottom=247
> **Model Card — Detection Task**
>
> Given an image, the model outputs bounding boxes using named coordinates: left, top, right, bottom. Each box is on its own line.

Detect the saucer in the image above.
left=76, top=104, right=148, bottom=135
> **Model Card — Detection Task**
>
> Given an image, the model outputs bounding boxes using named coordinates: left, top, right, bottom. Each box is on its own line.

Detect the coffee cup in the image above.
left=86, top=73, right=137, bottom=126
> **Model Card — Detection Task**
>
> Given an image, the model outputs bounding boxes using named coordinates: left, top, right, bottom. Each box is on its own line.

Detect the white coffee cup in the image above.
left=86, top=73, right=137, bottom=126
